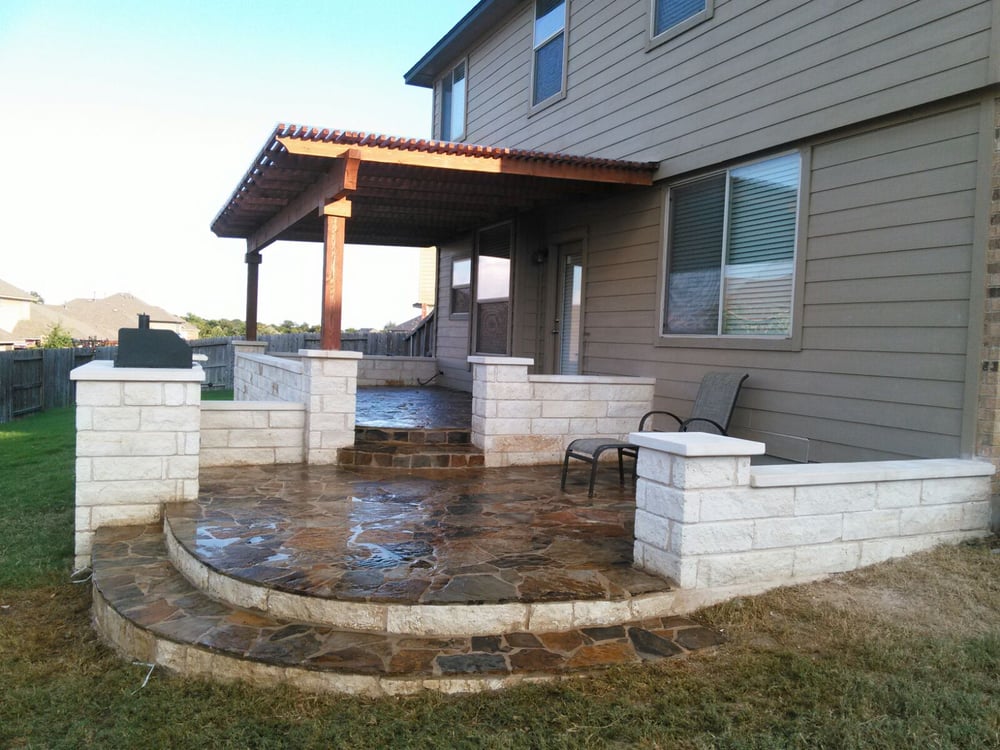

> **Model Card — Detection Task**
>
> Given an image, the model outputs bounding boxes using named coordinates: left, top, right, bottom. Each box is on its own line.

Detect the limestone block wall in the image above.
left=234, top=352, right=306, bottom=403
left=469, top=356, right=655, bottom=467
left=631, top=432, right=994, bottom=595
left=229, top=349, right=361, bottom=466
left=357, top=356, right=440, bottom=387
left=71, top=361, right=203, bottom=570
left=200, top=402, right=305, bottom=467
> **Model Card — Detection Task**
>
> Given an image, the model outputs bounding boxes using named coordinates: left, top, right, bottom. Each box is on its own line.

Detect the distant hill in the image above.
left=0, top=281, right=197, bottom=345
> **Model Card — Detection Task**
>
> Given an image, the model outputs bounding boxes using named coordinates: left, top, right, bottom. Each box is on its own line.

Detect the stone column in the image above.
left=299, top=349, right=362, bottom=464
left=468, top=356, right=535, bottom=467
left=71, top=360, right=204, bottom=571
left=630, top=431, right=764, bottom=588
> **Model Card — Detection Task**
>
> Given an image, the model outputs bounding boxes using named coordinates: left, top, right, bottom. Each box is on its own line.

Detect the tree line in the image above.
left=182, top=315, right=320, bottom=339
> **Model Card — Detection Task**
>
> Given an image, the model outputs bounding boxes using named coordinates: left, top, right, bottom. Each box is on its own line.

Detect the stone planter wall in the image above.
left=357, top=356, right=440, bottom=387
left=234, top=351, right=306, bottom=403
left=469, top=356, right=655, bottom=467
left=230, top=348, right=361, bottom=465
left=200, top=402, right=306, bottom=467
left=631, top=432, right=994, bottom=596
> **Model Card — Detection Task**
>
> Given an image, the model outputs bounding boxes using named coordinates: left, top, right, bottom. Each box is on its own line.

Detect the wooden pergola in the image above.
left=211, top=125, right=656, bottom=349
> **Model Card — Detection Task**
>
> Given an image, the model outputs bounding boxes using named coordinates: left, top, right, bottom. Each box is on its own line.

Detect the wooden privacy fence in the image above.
left=0, top=326, right=435, bottom=420
left=0, top=347, right=114, bottom=423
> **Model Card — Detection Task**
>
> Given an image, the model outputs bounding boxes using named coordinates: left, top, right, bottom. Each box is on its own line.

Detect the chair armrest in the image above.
left=640, top=410, right=682, bottom=431
left=680, top=417, right=726, bottom=434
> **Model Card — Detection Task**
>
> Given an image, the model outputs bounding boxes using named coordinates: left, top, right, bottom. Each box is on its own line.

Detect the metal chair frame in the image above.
left=560, top=372, right=749, bottom=497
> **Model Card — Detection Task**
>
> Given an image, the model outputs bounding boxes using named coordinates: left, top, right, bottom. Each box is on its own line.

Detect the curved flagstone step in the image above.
left=165, top=514, right=680, bottom=636
left=92, top=525, right=725, bottom=696
left=163, top=464, right=678, bottom=635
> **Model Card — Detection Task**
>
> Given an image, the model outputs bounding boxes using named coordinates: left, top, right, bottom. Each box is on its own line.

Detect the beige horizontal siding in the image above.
left=460, top=0, right=993, bottom=178
left=538, top=101, right=982, bottom=462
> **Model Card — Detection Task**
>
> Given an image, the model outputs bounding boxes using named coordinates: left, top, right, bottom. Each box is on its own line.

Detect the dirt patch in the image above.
left=807, top=538, right=1000, bottom=637
left=704, top=537, right=1000, bottom=649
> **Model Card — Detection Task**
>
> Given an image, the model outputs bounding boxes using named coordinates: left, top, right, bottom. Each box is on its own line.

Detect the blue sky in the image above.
left=0, top=0, right=475, bottom=327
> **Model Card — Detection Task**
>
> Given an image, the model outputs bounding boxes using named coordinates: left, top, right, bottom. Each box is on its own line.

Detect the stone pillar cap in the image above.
left=71, top=360, right=205, bottom=383
left=298, top=349, right=363, bottom=359
left=467, top=356, right=534, bottom=366
left=628, top=431, right=765, bottom=457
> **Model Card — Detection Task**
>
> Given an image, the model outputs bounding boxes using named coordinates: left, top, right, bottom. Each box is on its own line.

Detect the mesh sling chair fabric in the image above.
left=560, top=372, right=749, bottom=497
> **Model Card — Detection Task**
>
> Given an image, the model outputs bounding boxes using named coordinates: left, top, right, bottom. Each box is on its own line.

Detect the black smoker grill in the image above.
left=115, top=314, right=192, bottom=368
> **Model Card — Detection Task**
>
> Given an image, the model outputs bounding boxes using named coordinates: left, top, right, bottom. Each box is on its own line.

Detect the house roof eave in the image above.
left=404, top=0, right=521, bottom=88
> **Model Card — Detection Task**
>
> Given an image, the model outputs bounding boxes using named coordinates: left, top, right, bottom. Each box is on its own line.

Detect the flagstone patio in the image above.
left=85, top=383, right=736, bottom=694
left=91, top=463, right=726, bottom=695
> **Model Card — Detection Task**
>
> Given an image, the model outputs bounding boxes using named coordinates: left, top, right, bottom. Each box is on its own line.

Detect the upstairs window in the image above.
left=440, top=61, right=467, bottom=141
left=532, top=0, right=566, bottom=107
left=663, top=153, right=800, bottom=338
left=651, top=0, right=713, bottom=43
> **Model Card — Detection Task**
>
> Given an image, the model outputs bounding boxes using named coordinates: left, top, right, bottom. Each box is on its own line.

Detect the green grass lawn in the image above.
left=201, top=388, right=234, bottom=401
left=0, top=407, right=76, bottom=588
left=0, top=407, right=998, bottom=748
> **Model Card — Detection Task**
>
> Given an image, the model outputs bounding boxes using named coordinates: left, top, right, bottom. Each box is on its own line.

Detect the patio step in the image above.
left=162, top=509, right=677, bottom=637
left=341, top=426, right=483, bottom=469
left=91, top=524, right=725, bottom=697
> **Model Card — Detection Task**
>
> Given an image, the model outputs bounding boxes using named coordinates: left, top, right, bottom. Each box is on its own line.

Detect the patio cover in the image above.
left=211, top=124, right=656, bottom=348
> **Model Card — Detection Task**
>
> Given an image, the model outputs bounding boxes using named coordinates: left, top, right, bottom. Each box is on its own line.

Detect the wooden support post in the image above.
left=245, top=250, right=261, bottom=342
left=320, top=206, right=349, bottom=350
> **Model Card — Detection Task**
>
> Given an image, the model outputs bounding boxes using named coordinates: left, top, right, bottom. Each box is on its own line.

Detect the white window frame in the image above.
left=657, top=150, right=808, bottom=351
left=529, top=0, right=568, bottom=113
left=648, top=0, right=713, bottom=48
left=437, top=59, right=468, bottom=142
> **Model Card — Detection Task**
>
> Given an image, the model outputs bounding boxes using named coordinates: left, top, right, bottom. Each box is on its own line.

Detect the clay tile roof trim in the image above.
left=270, top=123, right=657, bottom=170
left=212, top=123, right=658, bottom=238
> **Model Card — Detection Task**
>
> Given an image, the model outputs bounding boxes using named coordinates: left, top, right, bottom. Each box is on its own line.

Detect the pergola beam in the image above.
left=277, top=137, right=654, bottom=186
left=247, top=157, right=360, bottom=253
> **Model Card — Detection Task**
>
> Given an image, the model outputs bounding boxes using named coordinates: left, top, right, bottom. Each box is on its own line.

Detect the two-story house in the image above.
left=403, top=0, right=1000, bottom=467
left=213, top=0, right=1000, bottom=479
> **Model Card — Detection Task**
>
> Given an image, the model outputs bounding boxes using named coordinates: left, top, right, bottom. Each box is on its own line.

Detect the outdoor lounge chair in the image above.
left=560, top=371, right=749, bottom=497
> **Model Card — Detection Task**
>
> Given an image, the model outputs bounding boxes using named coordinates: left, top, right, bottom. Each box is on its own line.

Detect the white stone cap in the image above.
left=467, top=356, right=535, bottom=366
left=71, top=360, right=205, bottom=383
left=298, top=349, right=363, bottom=359
left=751, top=458, right=995, bottom=487
left=530, top=375, right=656, bottom=385
left=628, top=431, right=766, bottom=457
left=193, top=354, right=208, bottom=362
left=233, top=340, right=269, bottom=348
left=363, top=355, right=437, bottom=361
left=238, top=352, right=304, bottom=373
left=201, top=401, right=305, bottom=411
